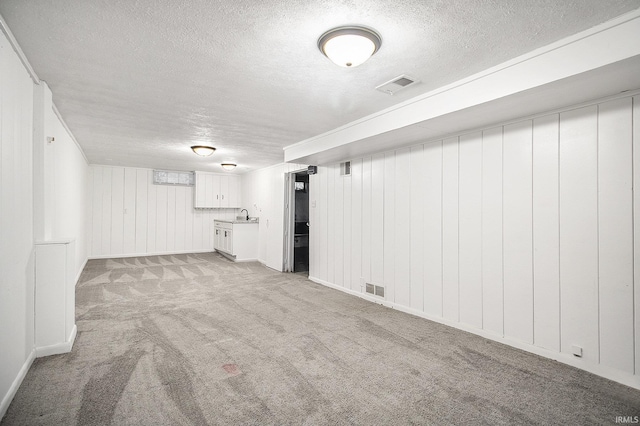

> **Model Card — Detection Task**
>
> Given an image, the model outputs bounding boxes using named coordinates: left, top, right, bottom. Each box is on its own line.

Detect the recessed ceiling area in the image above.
left=0, top=0, right=639, bottom=173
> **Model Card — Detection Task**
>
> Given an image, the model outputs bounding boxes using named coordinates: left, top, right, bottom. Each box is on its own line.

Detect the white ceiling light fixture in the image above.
left=318, top=26, right=382, bottom=68
left=191, top=145, right=216, bottom=156
left=221, top=163, right=237, bottom=171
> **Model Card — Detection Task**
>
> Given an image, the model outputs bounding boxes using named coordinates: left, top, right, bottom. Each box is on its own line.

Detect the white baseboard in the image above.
left=75, top=257, right=88, bottom=286
left=35, top=324, right=77, bottom=358
left=308, top=275, right=640, bottom=391
left=88, top=249, right=214, bottom=260
left=0, top=348, right=35, bottom=420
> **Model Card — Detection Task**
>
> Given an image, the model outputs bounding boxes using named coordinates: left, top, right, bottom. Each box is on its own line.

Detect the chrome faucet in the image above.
left=240, top=208, right=249, bottom=221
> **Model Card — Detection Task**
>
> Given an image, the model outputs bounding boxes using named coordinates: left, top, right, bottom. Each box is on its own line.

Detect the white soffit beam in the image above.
left=284, top=9, right=640, bottom=164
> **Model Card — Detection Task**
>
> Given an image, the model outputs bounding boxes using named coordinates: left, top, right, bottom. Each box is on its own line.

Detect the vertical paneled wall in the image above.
left=89, top=166, right=237, bottom=258
left=51, top=114, right=89, bottom=278
left=0, top=30, right=35, bottom=414
left=309, top=95, right=639, bottom=384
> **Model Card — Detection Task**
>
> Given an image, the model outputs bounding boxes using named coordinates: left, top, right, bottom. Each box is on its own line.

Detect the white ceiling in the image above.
left=1, top=0, right=639, bottom=173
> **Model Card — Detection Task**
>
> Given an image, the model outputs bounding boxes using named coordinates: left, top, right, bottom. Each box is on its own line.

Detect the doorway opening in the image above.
left=284, top=170, right=310, bottom=274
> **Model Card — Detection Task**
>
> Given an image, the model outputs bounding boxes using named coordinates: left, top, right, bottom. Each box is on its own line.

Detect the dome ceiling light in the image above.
left=318, top=26, right=382, bottom=68
left=191, top=145, right=216, bottom=156
left=221, top=163, right=237, bottom=171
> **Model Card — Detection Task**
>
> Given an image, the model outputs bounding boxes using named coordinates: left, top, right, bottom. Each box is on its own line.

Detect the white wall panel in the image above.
left=458, top=132, right=483, bottom=328
left=361, top=157, right=372, bottom=285
left=110, top=168, right=124, bottom=255
left=350, top=159, right=362, bottom=292
left=559, top=105, right=599, bottom=363
left=305, top=94, right=640, bottom=389
left=309, top=173, right=318, bottom=279
left=481, top=127, right=503, bottom=336
left=371, top=154, right=384, bottom=286
left=409, top=145, right=425, bottom=312
left=192, top=209, right=204, bottom=251
left=503, top=121, right=533, bottom=344
left=175, top=187, right=187, bottom=252
left=91, top=168, right=103, bottom=255
left=424, top=141, right=442, bottom=317
left=146, top=180, right=157, bottom=253
left=442, top=137, right=459, bottom=322
left=383, top=152, right=396, bottom=301
left=635, top=96, right=640, bottom=376
left=334, top=166, right=344, bottom=287
left=0, top=29, right=36, bottom=411
left=123, top=168, right=136, bottom=254
left=598, top=97, right=633, bottom=373
left=166, top=187, right=176, bottom=251
left=50, top=113, right=89, bottom=274
left=395, top=148, right=411, bottom=307
left=318, top=166, right=328, bottom=281
left=135, top=169, right=148, bottom=253
left=327, top=164, right=336, bottom=283
left=90, top=166, right=238, bottom=258
left=343, top=166, right=352, bottom=289
left=184, top=187, right=194, bottom=250
left=155, top=185, right=168, bottom=253
left=100, top=168, right=112, bottom=255
left=532, top=115, right=560, bottom=351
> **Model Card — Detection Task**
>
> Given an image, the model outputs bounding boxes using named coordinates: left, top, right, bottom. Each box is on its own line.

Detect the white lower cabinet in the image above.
left=214, top=220, right=258, bottom=261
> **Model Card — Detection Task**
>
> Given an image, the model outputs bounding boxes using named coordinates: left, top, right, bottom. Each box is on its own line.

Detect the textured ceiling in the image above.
left=1, top=0, right=639, bottom=173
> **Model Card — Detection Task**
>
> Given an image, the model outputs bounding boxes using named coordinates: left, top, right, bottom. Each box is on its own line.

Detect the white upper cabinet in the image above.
left=194, top=171, right=241, bottom=208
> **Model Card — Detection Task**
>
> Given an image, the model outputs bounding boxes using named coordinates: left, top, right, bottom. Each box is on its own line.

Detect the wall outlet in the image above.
left=572, top=345, right=583, bottom=357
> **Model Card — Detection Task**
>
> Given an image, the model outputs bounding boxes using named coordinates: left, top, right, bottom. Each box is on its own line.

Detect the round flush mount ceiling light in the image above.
left=318, top=26, right=382, bottom=68
left=221, top=163, right=237, bottom=171
left=191, top=145, right=216, bottom=156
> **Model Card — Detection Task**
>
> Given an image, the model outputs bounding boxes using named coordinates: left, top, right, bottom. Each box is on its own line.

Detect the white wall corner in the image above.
left=0, top=349, right=35, bottom=420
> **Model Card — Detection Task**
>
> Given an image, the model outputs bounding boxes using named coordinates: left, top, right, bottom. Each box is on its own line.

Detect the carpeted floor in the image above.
left=3, top=252, right=640, bottom=425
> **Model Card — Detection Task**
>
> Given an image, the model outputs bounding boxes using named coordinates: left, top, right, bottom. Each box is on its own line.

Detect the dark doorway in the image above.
left=293, top=172, right=309, bottom=273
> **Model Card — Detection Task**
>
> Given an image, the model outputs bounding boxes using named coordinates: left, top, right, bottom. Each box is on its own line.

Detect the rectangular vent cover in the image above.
left=365, top=283, right=385, bottom=298
left=375, top=74, right=419, bottom=95
left=340, top=161, right=351, bottom=176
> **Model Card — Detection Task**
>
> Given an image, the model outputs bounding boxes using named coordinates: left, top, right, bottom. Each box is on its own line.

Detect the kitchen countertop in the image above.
left=214, top=219, right=259, bottom=224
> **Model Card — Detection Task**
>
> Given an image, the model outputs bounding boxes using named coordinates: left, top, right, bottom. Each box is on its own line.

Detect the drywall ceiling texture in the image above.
left=1, top=0, right=639, bottom=173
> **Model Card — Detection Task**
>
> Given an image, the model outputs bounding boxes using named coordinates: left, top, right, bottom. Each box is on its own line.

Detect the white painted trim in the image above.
left=75, top=257, right=88, bottom=286
left=258, top=259, right=282, bottom=272
left=35, top=325, right=77, bottom=358
left=215, top=250, right=247, bottom=262
left=52, top=103, right=89, bottom=164
left=0, top=349, right=35, bottom=420
left=0, top=12, right=40, bottom=84
left=308, top=275, right=640, bottom=391
left=88, top=249, right=214, bottom=260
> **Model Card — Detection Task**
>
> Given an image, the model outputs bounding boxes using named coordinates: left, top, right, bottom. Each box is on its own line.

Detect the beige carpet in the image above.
left=2, top=252, right=639, bottom=425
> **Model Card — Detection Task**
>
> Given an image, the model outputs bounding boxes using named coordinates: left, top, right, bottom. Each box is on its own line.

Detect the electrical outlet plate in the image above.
left=572, top=345, right=583, bottom=357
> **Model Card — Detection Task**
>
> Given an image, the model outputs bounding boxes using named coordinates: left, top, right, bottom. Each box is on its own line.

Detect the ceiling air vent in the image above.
left=375, top=74, right=419, bottom=95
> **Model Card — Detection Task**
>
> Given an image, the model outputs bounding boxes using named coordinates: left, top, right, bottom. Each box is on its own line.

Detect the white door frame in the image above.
left=283, top=169, right=308, bottom=272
